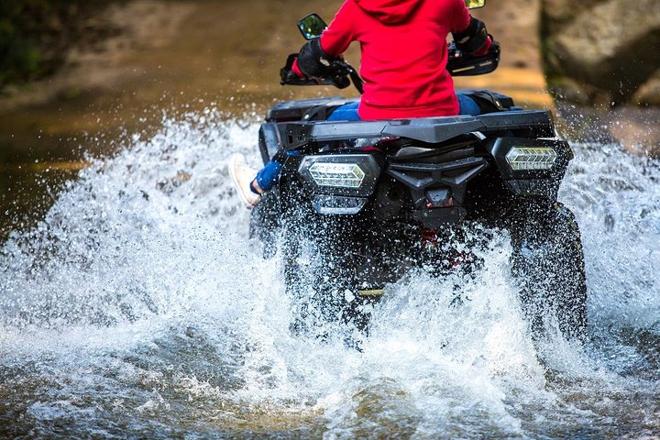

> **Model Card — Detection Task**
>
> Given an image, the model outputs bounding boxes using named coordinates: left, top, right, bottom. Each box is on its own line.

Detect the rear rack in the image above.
left=273, top=110, right=555, bottom=150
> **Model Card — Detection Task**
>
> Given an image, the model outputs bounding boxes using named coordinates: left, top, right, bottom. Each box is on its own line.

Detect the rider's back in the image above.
left=321, top=0, right=471, bottom=120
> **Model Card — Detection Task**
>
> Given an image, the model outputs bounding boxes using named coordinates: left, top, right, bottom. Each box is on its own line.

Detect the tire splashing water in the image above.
left=0, top=110, right=658, bottom=438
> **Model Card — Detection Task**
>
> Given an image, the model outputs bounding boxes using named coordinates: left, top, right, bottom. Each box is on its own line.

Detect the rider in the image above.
left=231, top=0, right=493, bottom=206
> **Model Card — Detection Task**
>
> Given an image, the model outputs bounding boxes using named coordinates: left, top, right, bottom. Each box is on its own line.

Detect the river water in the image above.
left=0, top=110, right=658, bottom=438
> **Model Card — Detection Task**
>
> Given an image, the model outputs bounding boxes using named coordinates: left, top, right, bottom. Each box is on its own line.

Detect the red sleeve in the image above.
left=292, top=58, right=304, bottom=78
left=450, top=0, right=472, bottom=33
left=319, top=0, right=357, bottom=57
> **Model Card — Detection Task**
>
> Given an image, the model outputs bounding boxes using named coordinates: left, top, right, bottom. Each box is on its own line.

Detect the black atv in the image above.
left=249, top=9, right=587, bottom=340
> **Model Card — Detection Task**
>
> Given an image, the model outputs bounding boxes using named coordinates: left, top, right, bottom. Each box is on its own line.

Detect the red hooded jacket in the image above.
left=316, top=0, right=474, bottom=120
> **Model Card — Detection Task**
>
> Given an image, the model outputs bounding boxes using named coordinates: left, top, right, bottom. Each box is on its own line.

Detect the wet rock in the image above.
left=542, top=0, right=660, bottom=106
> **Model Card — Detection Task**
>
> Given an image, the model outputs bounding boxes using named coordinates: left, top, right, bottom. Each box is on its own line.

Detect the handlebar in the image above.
left=280, top=54, right=363, bottom=93
left=281, top=41, right=499, bottom=94
left=447, top=40, right=500, bottom=76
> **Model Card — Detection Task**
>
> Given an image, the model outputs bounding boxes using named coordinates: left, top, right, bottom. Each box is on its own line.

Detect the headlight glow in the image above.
left=506, top=147, right=557, bottom=171
left=308, top=162, right=366, bottom=188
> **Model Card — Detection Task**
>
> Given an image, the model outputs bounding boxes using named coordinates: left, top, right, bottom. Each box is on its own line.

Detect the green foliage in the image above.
left=0, top=0, right=118, bottom=88
left=0, top=0, right=45, bottom=86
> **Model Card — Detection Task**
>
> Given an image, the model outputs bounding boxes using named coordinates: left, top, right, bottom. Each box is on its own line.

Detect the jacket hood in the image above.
left=354, top=0, right=423, bottom=25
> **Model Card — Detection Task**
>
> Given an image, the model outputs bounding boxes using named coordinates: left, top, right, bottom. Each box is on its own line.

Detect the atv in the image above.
left=249, top=3, right=587, bottom=340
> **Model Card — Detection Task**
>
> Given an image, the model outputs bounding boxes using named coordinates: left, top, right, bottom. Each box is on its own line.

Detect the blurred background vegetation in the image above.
left=0, top=0, right=122, bottom=88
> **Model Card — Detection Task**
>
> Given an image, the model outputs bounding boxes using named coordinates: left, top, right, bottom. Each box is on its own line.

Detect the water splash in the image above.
left=0, top=110, right=658, bottom=438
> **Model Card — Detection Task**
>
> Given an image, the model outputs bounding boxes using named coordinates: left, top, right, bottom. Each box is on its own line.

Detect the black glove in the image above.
left=280, top=41, right=352, bottom=90
left=452, top=17, right=490, bottom=54
left=297, top=38, right=333, bottom=79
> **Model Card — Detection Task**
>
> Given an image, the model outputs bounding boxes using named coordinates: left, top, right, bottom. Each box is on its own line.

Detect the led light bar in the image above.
left=308, top=162, right=366, bottom=188
left=506, top=147, right=557, bottom=171
left=312, top=195, right=367, bottom=215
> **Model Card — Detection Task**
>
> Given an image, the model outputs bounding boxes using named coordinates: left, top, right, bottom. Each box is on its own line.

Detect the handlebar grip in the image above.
left=447, top=40, right=500, bottom=77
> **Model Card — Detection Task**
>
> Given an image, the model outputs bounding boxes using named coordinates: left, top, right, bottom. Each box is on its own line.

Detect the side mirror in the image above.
left=465, top=0, right=486, bottom=9
left=297, top=13, right=328, bottom=40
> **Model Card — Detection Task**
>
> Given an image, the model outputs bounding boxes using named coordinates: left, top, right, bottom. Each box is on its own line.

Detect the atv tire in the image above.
left=284, top=218, right=375, bottom=337
left=510, top=201, right=588, bottom=341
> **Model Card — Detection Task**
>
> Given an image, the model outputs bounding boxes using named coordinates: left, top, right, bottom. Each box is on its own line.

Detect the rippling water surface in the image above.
left=0, top=111, right=658, bottom=438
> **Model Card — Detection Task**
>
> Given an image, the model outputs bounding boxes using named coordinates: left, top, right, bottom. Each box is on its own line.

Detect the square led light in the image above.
left=308, top=162, right=366, bottom=188
left=506, top=147, right=557, bottom=171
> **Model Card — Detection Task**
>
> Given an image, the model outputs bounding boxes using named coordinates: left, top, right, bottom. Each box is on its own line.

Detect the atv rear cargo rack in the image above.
left=264, top=110, right=555, bottom=154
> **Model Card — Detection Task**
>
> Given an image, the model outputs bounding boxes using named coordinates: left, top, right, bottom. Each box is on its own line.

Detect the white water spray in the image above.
left=0, top=110, right=657, bottom=438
